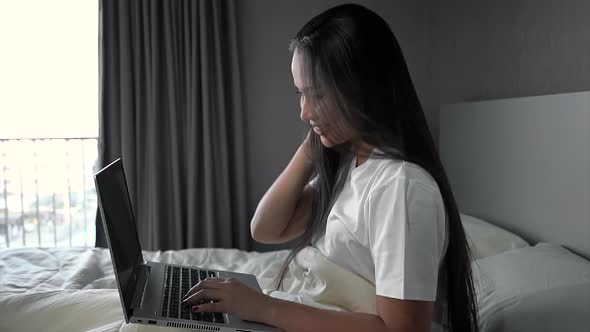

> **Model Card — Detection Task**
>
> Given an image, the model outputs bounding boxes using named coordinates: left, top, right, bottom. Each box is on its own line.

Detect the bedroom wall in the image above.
left=430, top=0, right=590, bottom=148
left=236, top=1, right=590, bottom=251
left=235, top=0, right=433, bottom=250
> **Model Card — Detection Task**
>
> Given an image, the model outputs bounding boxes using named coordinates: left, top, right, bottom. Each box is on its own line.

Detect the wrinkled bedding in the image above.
left=6, top=244, right=588, bottom=332
left=0, top=247, right=287, bottom=331
left=0, top=246, right=375, bottom=332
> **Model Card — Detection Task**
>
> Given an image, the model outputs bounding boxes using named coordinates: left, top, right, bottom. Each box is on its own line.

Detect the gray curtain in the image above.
left=97, top=0, right=251, bottom=251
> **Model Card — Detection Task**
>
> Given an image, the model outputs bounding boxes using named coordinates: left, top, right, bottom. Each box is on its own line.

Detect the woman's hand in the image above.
left=181, top=277, right=274, bottom=323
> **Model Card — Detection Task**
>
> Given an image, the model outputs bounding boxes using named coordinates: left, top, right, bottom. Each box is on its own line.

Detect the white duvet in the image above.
left=5, top=244, right=586, bottom=332
left=0, top=246, right=377, bottom=332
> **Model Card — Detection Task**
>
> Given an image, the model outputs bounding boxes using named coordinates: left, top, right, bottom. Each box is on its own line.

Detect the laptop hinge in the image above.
left=130, top=264, right=150, bottom=310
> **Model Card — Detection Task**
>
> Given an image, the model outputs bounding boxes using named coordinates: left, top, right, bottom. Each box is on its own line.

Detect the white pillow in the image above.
left=473, top=243, right=590, bottom=332
left=460, top=212, right=529, bottom=259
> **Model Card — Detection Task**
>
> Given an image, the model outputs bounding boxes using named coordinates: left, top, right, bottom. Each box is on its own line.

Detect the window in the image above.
left=0, top=0, right=98, bottom=248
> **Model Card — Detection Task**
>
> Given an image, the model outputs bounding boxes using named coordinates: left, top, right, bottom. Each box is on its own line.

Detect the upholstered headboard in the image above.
left=439, top=91, right=590, bottom=260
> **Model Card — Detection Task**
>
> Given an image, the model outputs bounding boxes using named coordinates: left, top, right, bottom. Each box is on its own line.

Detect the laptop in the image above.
left=94, top=158, right=280, bottom=332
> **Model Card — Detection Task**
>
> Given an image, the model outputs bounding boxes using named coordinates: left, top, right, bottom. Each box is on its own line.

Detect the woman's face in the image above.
left=291, top=50, right=354, bottom=148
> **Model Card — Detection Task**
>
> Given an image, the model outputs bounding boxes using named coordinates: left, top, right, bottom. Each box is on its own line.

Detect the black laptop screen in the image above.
left=94, top=158, right=144, bottom=317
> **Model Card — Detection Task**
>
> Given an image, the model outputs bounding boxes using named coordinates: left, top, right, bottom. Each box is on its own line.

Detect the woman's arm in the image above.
left=183, top=278, right=434, bottom=332
left=250, top=134, right=315, bottom=243
left=263, top=295, right=433, bottom=332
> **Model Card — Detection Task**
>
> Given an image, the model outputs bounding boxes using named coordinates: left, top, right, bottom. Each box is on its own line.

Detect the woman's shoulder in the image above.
left=368, top=156, right=440, bottom=194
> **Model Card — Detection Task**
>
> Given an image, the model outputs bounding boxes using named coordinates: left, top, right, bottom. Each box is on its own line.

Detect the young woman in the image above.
left=183, top=4, right=479, bottom=332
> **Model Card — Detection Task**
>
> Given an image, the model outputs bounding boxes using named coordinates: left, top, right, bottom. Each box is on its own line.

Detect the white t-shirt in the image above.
left=313, top=150, right=448, bottom=304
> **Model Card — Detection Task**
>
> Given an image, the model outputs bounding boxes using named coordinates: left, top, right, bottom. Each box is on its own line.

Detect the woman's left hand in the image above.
left=181, top=277, right=274, bottom=323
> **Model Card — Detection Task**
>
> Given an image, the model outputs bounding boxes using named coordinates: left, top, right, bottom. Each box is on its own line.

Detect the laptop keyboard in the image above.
left=161, top=266, right=226, bottom=324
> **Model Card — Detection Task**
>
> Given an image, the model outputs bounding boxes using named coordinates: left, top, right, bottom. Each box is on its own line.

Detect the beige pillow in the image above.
left=461, top=212, right=529, bottom=259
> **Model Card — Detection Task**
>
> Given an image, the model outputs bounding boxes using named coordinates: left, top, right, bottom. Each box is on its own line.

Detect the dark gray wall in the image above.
left=235, top=0, right=433, bottom=251
left=236, top=0, right=590, bottom=251
left=431, top=0, right=590, bottom=146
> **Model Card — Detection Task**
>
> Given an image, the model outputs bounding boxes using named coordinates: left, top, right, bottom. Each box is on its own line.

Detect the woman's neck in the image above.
left=353, top=141, right=374, bottom=167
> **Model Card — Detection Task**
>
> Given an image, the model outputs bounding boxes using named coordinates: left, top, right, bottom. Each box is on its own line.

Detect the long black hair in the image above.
left=274, top=4, right=478, bottom=332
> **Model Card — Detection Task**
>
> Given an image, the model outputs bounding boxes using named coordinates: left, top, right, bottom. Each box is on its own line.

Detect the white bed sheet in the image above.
left=0, top=247, right=289, bottom=331
left=4, top=243, right=588, bottom=332
left=0, top=246, right=375, bottom=332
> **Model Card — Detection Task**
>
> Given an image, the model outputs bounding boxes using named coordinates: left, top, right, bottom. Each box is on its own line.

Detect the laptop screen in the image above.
left=94, top=158, right=144, bottom=320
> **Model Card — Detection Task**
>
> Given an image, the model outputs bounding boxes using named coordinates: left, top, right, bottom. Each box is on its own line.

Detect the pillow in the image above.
left=460, top=212, right=529, bottom=259
left=473, top=243, right=590, bottom=332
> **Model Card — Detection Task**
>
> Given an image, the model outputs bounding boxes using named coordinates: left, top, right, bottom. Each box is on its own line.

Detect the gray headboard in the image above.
left=439, top=91, right=590, bottom=260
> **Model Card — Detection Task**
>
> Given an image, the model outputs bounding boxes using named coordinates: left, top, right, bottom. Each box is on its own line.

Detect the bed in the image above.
left=1, top=91, right=590, bottom=331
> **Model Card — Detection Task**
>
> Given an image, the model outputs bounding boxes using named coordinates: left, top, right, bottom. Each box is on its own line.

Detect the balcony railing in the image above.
left=0, top=137, right=98, bottom=248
